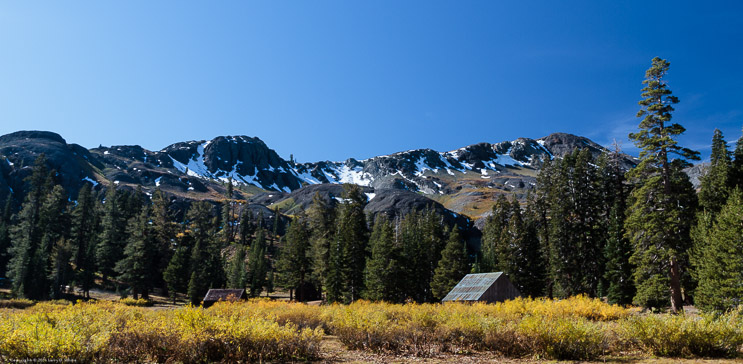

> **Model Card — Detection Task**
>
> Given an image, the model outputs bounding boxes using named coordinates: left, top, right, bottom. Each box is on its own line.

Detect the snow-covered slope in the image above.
left=86, top=132, right=634, bottom=196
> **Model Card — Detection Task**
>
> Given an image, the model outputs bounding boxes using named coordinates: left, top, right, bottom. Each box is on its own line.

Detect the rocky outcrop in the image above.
left=0, top=131, right=102, bottom=200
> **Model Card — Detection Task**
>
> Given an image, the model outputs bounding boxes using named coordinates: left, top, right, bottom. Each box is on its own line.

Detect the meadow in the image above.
left=0, top=296, right=741, bottom=362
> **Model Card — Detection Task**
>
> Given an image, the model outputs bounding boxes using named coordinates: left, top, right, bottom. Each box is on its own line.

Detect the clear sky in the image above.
left=1, top=1, right=741, bottom=162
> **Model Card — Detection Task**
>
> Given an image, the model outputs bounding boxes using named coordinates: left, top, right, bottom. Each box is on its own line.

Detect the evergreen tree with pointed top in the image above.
left=431, top=227, right=469, bottom=301
left=0, top=195, right=13, bottom=277
left=691, top=188, right=743, bottom=312
left=151, top=188, right=175, bottom=294
left=116, top=205, right=155, bottom=300
left=226, top=243, right=248, bottom=289
left=163, top=246, right=190, bottom=304
left=604, top=201, right=635, bottom=305
left=325, top=234, right=345, bottom=303
left=7, top=154, right=51, bottom=298
left=238, top=208, right=256, bottom=246
left=308, top=192, right=335, bottom=296
left=518, top=198, right=547, bottom=297
left=481, top=194, right=510, bottom=272
left=336, top=184, right=369, bottom=303
left=546, top=149, right=603, bottom=297
left=730, top=129, right=743, bottom=189
left=97, top=186, right=126, bottom=286
left=626, top=57, right=700, bottom=313
left=70, top=183, right=98, bottom=298
left=49, top=237, right=74, bottom=300
left=186, top=201, right=224, bottom=304
left=699, top=129, right=731, bottom=215
left=32, top=184, right=69, bottom=300
left=363, top=216, right=403, bottom=302
left=271, top=206, right=280, bottom=247
left=221, top=179, right=237, bottom=246
left=247, top=228, right=268, bottom=297
left=277, top=217, right=311, bottom=301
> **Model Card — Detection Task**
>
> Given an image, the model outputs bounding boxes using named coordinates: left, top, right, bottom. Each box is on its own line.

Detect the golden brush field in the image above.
left=1, top=296, right=742, bottom=363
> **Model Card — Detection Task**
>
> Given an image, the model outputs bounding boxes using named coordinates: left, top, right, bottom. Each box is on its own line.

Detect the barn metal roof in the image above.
left=441, top=272, right=503, bottom=301
left=203, top=289, right=247, bottom=302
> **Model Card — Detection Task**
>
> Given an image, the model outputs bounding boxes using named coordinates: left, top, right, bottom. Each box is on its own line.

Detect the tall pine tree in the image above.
left=626, top=57, right=700, bottom=313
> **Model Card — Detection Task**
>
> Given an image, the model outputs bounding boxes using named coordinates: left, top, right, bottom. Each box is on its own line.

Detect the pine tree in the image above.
left=399, top=211, right=424, bottom=301
left=691, top=188, right=743, bottom=312
left=626, top=57, right=700, bottom=313
left=363, top=216, right=403, bottom=302
left=277, top=217, right=311, bottom=301
left=0, top=195, right=13, bottom=277
left=221, top=180, right=237, bottom=245
left=7, top=155, right=52, bottom=298
left=518, top=198, right=547, bottom=297
left=394, top=209, right=448, bottom=302
left=307, top=192, right=336, bottom=299
left=247, top=228, right=268, bottom=297
left=325, top=235, right=345, bottom=303
left=603, top=201, right=635, bottom=305
left=698, top=129, right=731, bottom=215
left=481, top=195, right=510, bottom=272
left=546, top=149, right=603, bottom=297
left=336, top=184, right=369, bottom=303
left=32, top=184, right=69, bottom=300
left=186, top=201, right=224, bottom=304
left=151, top=188, right=175, bottom=294
left=238, top=208, right=256, bottom=246
left=49, top=238, right=74, bottom=300
left=271, top=207, right=280, bottom=247
left=226, top=244, right=248, bottom=289
left=431, top=227, right=469, bottom=300
left=163, top=246, right=190, bottom=304
left=308, top=192, right=335, bottom=296
left=96, top=186, right=125, bottom=285
left=116, top=206, right=155, bottom=300
left=70, top=183, right=98, bottom=298
left=730, top=129, right=743, bottom=189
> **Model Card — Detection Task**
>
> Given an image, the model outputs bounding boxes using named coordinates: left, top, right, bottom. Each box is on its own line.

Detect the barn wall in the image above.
left=480, top=276, right=520, bottom=303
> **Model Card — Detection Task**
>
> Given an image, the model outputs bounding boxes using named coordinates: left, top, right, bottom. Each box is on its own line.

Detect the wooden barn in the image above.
left=441, top=272, right=521, bottom=303
left=202, top=289, right=248, bottom=307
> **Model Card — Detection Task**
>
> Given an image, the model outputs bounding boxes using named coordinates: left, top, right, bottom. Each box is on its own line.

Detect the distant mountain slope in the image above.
left=0, top=130, right=637, bottom=220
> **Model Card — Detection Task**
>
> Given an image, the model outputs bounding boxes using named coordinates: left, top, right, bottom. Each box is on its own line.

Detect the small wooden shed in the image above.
left=441, top=272, right=521, bottom=303
left=202, top=289, right=248, bottom=307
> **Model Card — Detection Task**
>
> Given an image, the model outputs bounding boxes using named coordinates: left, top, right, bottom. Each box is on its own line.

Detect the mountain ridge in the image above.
left=0, top=130, right=638, bottom=221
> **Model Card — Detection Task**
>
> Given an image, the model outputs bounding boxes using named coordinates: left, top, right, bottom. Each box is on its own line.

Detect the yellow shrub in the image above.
left=118, top=297, right=153, bottom=307
left=621, top=311, right=743, bottom=357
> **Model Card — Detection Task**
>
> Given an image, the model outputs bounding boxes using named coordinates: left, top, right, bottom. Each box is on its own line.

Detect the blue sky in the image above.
left=0, top=1, right=741, bottom=162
